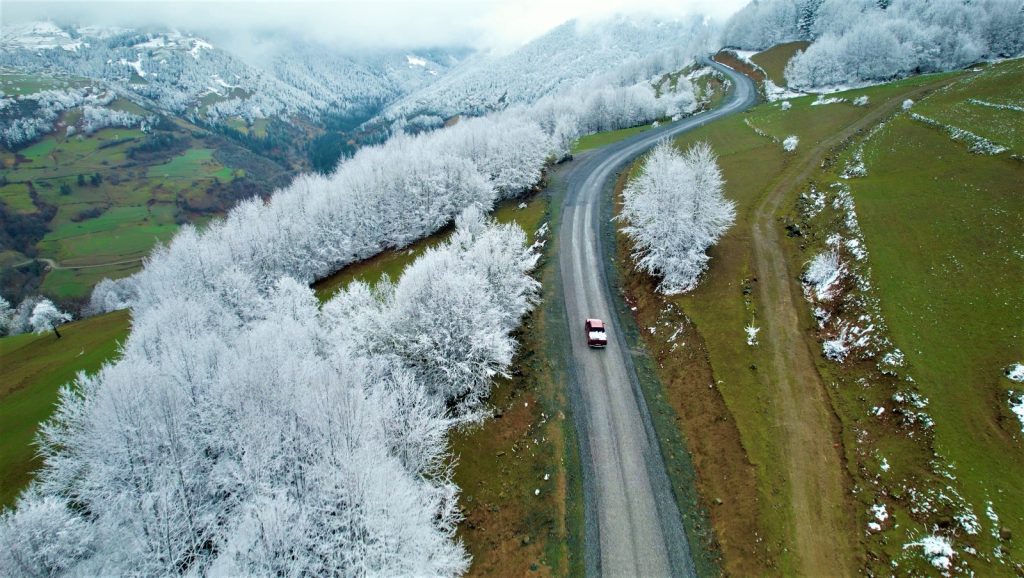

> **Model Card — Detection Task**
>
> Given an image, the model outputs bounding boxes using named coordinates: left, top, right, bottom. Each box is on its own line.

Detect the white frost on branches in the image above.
left=28, top=299, right=71, bottom=335
left=620, top=141, right=736, bottom=295
left=802, top=251, right=846, bottom=302
left=0, top=208, right=538, bottom=576
left=724, top=0, right=1024, bottom=90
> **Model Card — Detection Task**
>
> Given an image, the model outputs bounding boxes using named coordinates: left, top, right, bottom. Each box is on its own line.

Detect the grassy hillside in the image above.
left=0, top=309, right=130, bottom=507
left=831, top=61, right=1024, bottom=571
left=1, top=73, right=292, bottom=305
left=750, top=41, right=810, bottom=87
left=615, top=60, right=1024, bottom=574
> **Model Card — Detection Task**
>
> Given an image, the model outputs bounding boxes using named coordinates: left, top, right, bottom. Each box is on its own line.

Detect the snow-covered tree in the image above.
left=0, top=297, right=13, bottom=336
left=620, top=141, right=736, bottom=294
left=86, top=277, right=138, bottom=315
left=29, top=299, right=71, bottom=338
left=1, top=206, right=538, bottom=575
left=722, top=0, right=1024, bottom=89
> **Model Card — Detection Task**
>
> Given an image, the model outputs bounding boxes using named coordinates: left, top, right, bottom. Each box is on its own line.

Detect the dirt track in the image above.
left=749, top=77, right=956, bottom=577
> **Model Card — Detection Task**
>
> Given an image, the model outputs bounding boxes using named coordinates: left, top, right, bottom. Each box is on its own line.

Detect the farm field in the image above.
left=615, top=55, right=1023, bottom=574
left=1, top=73, right=288, bottom=303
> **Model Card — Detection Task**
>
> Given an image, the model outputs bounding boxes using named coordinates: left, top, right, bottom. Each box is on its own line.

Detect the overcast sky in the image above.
left=3, top=0, right=749, bottom=52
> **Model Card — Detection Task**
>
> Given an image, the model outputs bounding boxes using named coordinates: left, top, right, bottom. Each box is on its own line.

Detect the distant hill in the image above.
left=0, top=21, right=468, bottom=132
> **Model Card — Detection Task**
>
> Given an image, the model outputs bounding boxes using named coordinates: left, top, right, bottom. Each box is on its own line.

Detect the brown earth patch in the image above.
left=714, top=50, right=766, bottom=89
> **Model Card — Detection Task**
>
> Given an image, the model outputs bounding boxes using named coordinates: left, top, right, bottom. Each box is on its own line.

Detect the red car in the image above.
left=585, top=318, right=608, bottom=348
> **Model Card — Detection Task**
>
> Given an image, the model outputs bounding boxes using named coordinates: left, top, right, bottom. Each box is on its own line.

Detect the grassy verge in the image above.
left=572, top=125, right=654, bottom=154
left=453, top=181, right=583, bottom=575
left=0, top=309, right=131, bottom=508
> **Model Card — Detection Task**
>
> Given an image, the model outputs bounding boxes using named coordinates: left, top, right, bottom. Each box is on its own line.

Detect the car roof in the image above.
left=586, top=318, right=605, bottom=327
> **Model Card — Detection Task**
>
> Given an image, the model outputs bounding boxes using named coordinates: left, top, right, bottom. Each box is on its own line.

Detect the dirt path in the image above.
left=749, top=78, right=956, bottom=576
left=11, top=257, right=143, bottom=271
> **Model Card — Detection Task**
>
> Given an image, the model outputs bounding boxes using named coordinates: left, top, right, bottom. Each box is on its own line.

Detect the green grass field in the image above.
left=146, top=148, right=235, bottom=180
left=0, top=310, right=131, bottom=508
left=572, top=124, right=654, bottom=153
left=839, top=59, right=1024, bottom=568
left=750, top=41, right=810, bottom=87
left=1, top=92, right=244, bottom=299
left=314, top=194, right=549, bottom=300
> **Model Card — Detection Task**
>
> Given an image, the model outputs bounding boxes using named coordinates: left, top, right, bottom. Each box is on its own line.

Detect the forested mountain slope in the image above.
left=372, top=15, right=715, bottom=129
left=0, top=21, right=466, bottom=137
left=722, top=0, right=1024, bottom=89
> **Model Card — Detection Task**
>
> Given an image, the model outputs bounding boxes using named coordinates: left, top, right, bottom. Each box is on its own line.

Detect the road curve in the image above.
left=558, top=59, right=756, bottom=577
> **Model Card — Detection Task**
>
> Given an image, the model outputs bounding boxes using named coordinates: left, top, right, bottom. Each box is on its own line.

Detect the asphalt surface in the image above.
left=557, top=58, right=756, bottom=577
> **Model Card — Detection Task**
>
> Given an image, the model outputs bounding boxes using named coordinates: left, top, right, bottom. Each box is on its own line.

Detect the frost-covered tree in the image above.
left=86, top=277, right=138, bottom=315
left=0, top=297, right=12, bottom=336
left=620, top=141, right=736, bottom=294
left=29, top=299, right=71, bottom=338
left=1, top=205, right=538, bottom=575
left=327, top=207, right=539, bottom=417
left=723, top=0, right=1024, bottom=89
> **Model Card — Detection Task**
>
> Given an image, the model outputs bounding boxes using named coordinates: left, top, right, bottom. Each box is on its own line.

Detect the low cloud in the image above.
left=3, top=0, right=748, bottom=54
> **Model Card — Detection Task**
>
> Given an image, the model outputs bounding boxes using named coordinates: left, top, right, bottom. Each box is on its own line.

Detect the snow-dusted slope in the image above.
left=375, top=14, right=713, bottom=126
left=0, top=22, right=466, bottom=126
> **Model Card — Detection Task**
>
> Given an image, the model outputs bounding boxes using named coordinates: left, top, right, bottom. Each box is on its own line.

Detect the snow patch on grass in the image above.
left=904, top=535, right=954, bottom=571
left=968, top=98, right=1024, bottom=113
left=871, top=503, right=889, bottom=522
left=811, top=96, right=846, bottom=106
left=1009, top=391, right=1024, bottom=433
left=909, top=113, right=1008, bottom=155
left=902, top=98, right=915, bottom=110
left=743, top=117, right=778, bottom=143
left=764, top=79, right=803, bottom=102
left=841, top=150, right=867, bottom=178
left=1005, top=362, right=1024, bottom=382
left=783, top=135, right=799, bottom=151
left=853, top=95, right=869, bottom=107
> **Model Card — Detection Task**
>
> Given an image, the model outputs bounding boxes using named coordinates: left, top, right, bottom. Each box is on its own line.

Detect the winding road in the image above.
left=558, top=59, right=756, bottom=577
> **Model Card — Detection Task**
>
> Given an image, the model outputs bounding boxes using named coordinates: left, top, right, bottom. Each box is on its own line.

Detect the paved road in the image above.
left=558, top=58, right=756, bottom=577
